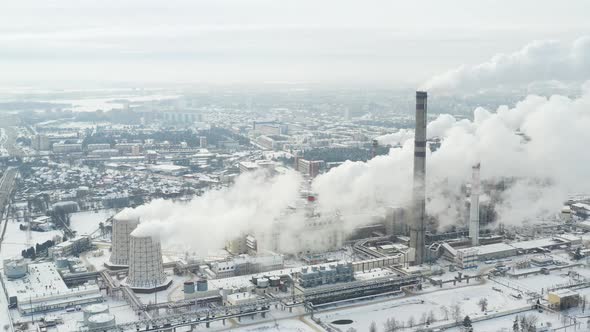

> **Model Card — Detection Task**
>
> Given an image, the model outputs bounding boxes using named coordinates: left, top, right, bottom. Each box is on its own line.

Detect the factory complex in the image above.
left=1, top=90, right=590, bottom=332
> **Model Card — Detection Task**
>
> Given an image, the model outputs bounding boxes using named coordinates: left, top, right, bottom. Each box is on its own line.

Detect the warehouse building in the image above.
left=3, top=262, right=102, bottom=315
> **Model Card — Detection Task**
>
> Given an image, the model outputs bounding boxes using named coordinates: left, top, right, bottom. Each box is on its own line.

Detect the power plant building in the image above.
left=297, top=262, right=354, bottom=288
left=3, top=262, right=102, bottom=315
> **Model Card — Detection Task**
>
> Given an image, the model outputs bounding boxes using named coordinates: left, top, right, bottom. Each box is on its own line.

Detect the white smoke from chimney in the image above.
left=314, top=82, right=590, bottom=230
left=127, top=169, right=302, bottom=252
left=422, top=36, right=590, bottom=94
left=122, top=83, right=590, bottom=252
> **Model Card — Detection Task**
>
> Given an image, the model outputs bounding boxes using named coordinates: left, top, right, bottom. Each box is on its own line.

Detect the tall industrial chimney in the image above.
left=410, top=91, right=427, bottom=265
left=469, top=163, right=481, bottom=246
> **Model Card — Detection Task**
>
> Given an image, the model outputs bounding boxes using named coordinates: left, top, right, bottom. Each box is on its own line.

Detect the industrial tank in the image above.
left=269, top=276, right=281, bottom=287
left=196, top=279, right=208, bottom=292
left=87, top=313, right=116, bottom=329
left=184, top=281, right=195, bottom=294
left=3, top=258, right=28, bottom=279
left=56, top=257, right=69, bottom=269
left=83, top=303, right=109, bottom=321
left=257, top=277, right=269, bottom=288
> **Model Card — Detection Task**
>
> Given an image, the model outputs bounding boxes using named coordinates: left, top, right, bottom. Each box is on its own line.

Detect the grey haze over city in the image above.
left=1, top=0, right=590, bottom=87
left=0, top=1, right=589, bottom=332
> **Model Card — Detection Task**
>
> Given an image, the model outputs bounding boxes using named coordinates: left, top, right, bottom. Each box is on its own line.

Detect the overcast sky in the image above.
left=1, top=0, right=589, bottom=87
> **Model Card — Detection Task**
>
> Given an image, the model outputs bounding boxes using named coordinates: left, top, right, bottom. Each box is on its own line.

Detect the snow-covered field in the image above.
left=316, top=282, right=529, bottom=331
left=0, top=218, right=62, bottom=258
left=445, top=311, right=563, bottom=332
left=70, top=209, right=115, bottom=236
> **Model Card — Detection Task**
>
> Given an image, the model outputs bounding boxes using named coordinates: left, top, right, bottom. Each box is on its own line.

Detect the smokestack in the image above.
left=371, top=139, right=379, bottom=159
left=469, top=163, right=481, bottom=246
left=410, top=91, right=427, bottom=265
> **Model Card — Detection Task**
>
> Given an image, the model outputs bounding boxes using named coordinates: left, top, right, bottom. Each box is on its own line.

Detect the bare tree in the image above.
left=451, top=303, right=463, bottom=323
left=440, top=305, right=449, bottom=320
left=524, top=314, right=538, bottom=332
left=383, top=318, right=400, bottom=332
left=478, top=298, right=489, bottom=312
left=408, top=315, right=415, bottom=328
left=420, top=312, right=428, bottom=325
left=369, top=321, right=378, bottom=332
left=513, top=315, right=520, bottom=332
left=427, top=310, right=436, bottom=324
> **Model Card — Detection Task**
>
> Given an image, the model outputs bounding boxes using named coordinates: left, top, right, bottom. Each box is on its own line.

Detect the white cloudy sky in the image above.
left=1, top=0, right=589, bottom=87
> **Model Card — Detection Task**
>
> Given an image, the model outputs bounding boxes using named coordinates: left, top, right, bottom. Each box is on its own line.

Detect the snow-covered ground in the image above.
left=0, top=218, right=62, bottom=258
left=445, top=311, right=563, bottom=332
left=316, top=282, right=529, bottom=331
left=8, top=295, right=139, bottom=331
left=70, top=209, right=115, bottom=236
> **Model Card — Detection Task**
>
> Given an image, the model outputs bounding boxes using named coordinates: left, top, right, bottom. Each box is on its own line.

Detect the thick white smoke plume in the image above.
left=313, top=83, right=590, bottom=229
left=121, top=84, right=590, bottom=252
left=124, top=170, right=302, bottom=252
left=422, top=36, right=590, bottom=94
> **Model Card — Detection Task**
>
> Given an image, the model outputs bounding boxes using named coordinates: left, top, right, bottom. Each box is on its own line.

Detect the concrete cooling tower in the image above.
left=107, top=212, right=140, bottom=268
left=125, top=234, right=172, bottom=293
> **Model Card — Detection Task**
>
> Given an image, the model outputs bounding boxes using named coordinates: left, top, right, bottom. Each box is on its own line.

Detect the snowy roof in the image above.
left=149, top=164, right=187, bottom=171
left=473, top=243, right=515, bottom=256
left=511, top=238, right=561, bottom=250
left=572, top=203, right=590, bottom=210
left=550, top=289, right=578, bottom=298
left=4, top=262, right=100, bottom=305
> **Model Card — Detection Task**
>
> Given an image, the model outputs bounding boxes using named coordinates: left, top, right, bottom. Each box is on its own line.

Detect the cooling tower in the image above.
left=410, top=91, right=427, bottom=265
left=125, top=233, right=171, bottom=293
left=108, top=213, right=140, bottom=267
left=469, top=163, right=481, bottom=246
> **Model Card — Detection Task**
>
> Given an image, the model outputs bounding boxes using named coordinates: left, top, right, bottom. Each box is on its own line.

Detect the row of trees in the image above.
left=352, top=299, right=495, bottom=332
left=20, top=240, right=55, bottom=259
left=513, top=314, right=539, bottom=332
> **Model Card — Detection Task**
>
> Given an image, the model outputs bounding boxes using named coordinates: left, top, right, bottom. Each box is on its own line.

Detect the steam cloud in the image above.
left=125, top=170, right=302, bottom=252
left=422, top=36, right=590, bottom=93
left=313, top=84, right=590, bottom=229
left=122, top=83, right=590, bottom=253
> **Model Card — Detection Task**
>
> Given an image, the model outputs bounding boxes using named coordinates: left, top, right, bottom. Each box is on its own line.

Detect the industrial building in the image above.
left=48, top=236, right=91, bottom=258
left=297, top=262, right=354, bottom=288
left=548, top=289, right=580, bottom=310
left=52, top=142, right=83, bottom=154
left=3, top=262, right=102, bottom=315
left=452, top=236, right=580, bottom=266
left=210, top=254, right=284, bottom=279
left=226, top=234, right=257, bottom=255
